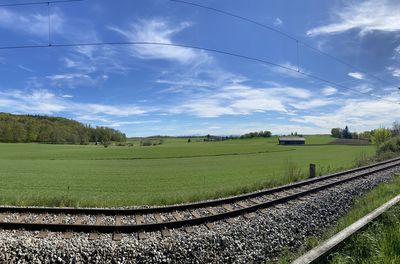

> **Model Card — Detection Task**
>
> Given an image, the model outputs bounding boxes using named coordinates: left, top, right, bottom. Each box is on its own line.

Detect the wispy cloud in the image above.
left=0, top=7, right=63, bottom=37
left=291, top=97, right=400, bottom=131
left=169, top=84, right=312, bottom=118
left=348, top=72, right=365, bottom=80
left=273, top=17, right=283, bottom=26
left=18, top=65, right=36, bottom=73
left=289, top=98, right=336, bottom=110
left=108, top=18, right=210, bottom=64
left=28, top=73, right=109, bottom=89
left=387, top=66, right=400, bottom=78
left=307, top=0, right=400, bottom=36
left=0, top=89, right=151, bottom=117
left=267, top=62, right=307, bottom=78
left=322, top=86, right=338, bottom=96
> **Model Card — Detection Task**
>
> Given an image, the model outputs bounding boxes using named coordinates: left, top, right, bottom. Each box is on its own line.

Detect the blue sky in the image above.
left=0, top=0, right=399, bottom=136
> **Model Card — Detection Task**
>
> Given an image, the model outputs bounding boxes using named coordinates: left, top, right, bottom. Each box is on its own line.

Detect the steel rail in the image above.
left=0, top=157, right=399, bottom=233
left=0, top=156, right=399, bottom=215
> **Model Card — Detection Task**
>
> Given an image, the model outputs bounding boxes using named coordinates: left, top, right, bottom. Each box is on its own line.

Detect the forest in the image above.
left=0, top=113, right=126, bottom=144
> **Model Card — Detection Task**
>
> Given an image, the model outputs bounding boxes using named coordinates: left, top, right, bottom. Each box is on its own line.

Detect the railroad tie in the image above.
left=184, top=226, right=194, bottom=234
left=115, top=215, right=122, bottom=226
left=63, top=232, right=74, bottom=239
left=172, top=211, right=182, bottom=221
left=243, top=213, right=256, bottom=219
left=249, top=198, right=262, bottom=205
left=15, top=213, right=28, bottom=223
left=205, top=222, right=214, bottom=229
left=112, top=233, right=122, bottom=241
left=237, top=201, right=250, bottom=208
left=138, top=231, right=146, bottom=240
left=154, top=213, right=164, bottom=223
left=135, top=214, right=143, bottom=225
left=34, top=214, right=46, bottom=224
left=190, top=211, right=201, bottom=219
left=95, top=215, right=102, bottom=226
left=223, top=204, right=234, bottom=212
left=161, top=228, right=171, bottom=237
left=54, top=214, right=65, bottom=224
left=0, top=213, right=6, bottom=222
left=37, top=230, right=49, bottom=239
left=75, top=215, right=85, bottom=225
left=207, top=207, right=218, bottom=215
left=225, top=217, right=236, bottom=224
left=88, top=233, right=99, bottom=240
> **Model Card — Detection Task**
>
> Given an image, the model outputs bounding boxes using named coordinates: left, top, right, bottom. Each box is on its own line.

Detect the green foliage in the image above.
left=320, top=205, right=400, bottom=264
left=240, top=130, right=272, bottom=138
left=331, top=126, right=354, bottom=139
left=0, top=112, right=126, bottom=144
left=371, top=127, right=392, bottom=147
left=276, top=176, right=400, bottom=263
left=342, top=126, right=352, bottom=139
left=376, top=136, right=400, bottom=155
left=331, top=128, right=341, bottom=138
left=283, top=157, right=304, bottom=182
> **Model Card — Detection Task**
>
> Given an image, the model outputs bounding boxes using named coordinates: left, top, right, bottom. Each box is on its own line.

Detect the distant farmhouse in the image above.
left=278, top=136, right=305, bottom=145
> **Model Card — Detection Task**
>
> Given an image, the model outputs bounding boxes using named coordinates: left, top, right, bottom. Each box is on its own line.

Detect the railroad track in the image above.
left=1, top=157, right=400, bottom=240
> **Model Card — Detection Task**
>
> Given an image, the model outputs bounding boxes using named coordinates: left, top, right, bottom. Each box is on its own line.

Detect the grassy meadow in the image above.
left=0, top=135, right=375, bottom=207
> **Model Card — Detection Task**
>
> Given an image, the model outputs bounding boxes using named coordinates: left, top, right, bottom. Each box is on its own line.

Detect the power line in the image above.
left=169, top=0, right=400, bottom=90
left=0, top=40, right=398, bottom=104
left=0, top=0, right=82, bottom=7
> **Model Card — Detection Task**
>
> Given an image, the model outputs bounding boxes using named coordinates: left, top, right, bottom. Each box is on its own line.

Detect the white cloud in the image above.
left=387, top=66, right=400, bottom=78
left=0, top=89, right=150, bottom=117
left=348, top=72, right=365, bottom=80
left=307, top=0, right=400, bottom=36
left=169, top=84, right=312, bottom=118
left=18, top=65, right=35, bottom=73
left=268, top=62, right=307, bottom=78
left=32, top=73, right=109, bottom=89
left=291, top=97, right=400, bottom=131
left=355, top=84, right=374, bottom=93
left=322, top=86, right=338, bottom=96
left=289, top=99, right=336, bottom=110
left=0, top=7, right=63, bottom=36
left=273, top=18, right=283, bottom=26
left=109, top=18, right=210, bottom=64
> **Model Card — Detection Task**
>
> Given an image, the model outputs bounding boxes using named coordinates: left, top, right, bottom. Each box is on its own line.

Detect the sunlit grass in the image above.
left=276, top=176, right=400, bottom=263
left=0, top=135, right=376, bottom=207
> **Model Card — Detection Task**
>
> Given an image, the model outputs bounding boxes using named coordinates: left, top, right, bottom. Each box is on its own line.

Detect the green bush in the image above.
left=376, top=136, right=400, bottom=155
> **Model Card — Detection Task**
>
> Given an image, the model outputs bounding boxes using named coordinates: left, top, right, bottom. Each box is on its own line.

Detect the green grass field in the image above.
left=0, top=135, right=375, bottom=207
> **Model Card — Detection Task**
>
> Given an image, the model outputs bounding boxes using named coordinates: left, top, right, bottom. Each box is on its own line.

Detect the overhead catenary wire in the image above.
left=47, top=2, right=51, bottom=46
left=0, top=40, right=398, bottom=104
left=0, top=0, right=398, bottom=104
left=0, top=0, right=82, bottom=7
left=169, top=0, right=400, bottom=90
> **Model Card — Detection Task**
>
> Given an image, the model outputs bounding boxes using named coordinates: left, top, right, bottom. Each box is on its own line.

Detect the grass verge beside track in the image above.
left=276, top=175, right=400, bottom=263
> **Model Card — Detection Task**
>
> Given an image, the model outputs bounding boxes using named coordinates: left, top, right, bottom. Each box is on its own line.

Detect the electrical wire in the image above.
left=0, top=0, right=82, bottom=7
left=169, top=0, right=400, bottom=90
left=0, top=40, right=398, bottom=104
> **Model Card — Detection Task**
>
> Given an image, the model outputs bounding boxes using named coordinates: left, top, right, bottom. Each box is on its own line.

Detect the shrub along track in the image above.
left=0, top=157, right=400, bottom=240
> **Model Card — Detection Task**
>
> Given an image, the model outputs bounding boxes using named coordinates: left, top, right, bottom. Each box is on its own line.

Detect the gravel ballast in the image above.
left=0, top=168, right=398, bottom=263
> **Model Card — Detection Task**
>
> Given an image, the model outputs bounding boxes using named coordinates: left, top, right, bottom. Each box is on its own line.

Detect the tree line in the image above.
left=240, top=130, right=272, bottom=139
left=0, top=113, right=126, bottom=145
left=331, top=122, right=400, bottom=146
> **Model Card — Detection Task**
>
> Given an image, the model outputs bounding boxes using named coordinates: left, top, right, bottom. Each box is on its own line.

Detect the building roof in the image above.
left=278, top=137, right=305, bottom=141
